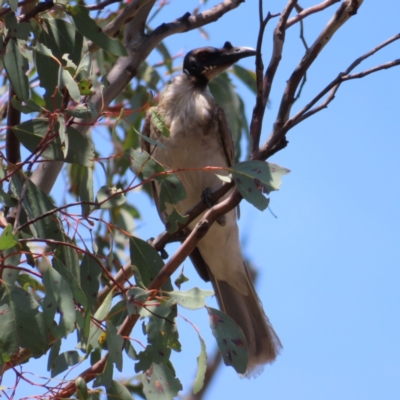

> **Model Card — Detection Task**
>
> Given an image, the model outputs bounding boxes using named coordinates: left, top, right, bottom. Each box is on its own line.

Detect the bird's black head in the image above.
left=183, top=41, right=256, bottom=86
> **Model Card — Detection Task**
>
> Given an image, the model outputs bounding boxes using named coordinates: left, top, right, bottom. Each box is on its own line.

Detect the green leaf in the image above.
left=10, top=171, right=64, bottom=241
left=75, top=376, right=88, bottom=400
left=207, top=307, right=248, bottom=374
left=59, top=68, right=81, bottom=103
left=167, top=288, right=214, bottom=310
left=124, top=340, right=137, bottom=361
left=0, top=283, right=49, bottom=360
left=0, top=224, right=18, bottom=251
left=126, top=287, right=150, bottom=316
left=52, top=257, right=88, bottom=308
left=106, top=380, right=134, bottom=400
left=12, top=119, right=95, bottom=167
left=4, top=38, right=29, bottom=102
left=4, top=13, right=31, bottom=40
left=79, top=166, right=95, bottom=216
left=45, top=18, right=83, bottom=66
left=230, top=161, right=290, bottom=211
left=47, top=340, right=61, bottom=372
left=129, top=236, right=172, bottom=291
left=128, top=150, right=186, bottom=212
left=50, top=351, right=84, bottom=378
left=42, top=264, right=76, bottom=339
left=151, top=109, right=170, bottom=138
left=58, top=113, right=68, bottom=157
left=76, top=53, right=92, bottom=79
left=2, top=247, right=21, bottom=285
left=142, top=363, right=182, bottom=400
left=67, top=5, right=127, bottom=56
left=106, top=322, right=123, bottom=372
left=94, top=289, right=113, bottom=321
left=164, top=208, right=188, bottom=234
left=96, top=186, right=126, bottom=209
left=232, top=65, right=257, bottom=94
left=80, top=254, right=102, bottom=314
left=11, top=96, right=44, bottom=114
left=174, top=268, right=189, bottom=289
left=193, top=333, right=207, bottom=394
left=66, top=103, right=93, bottom=119
left=93, top=358, right=113, bottom=389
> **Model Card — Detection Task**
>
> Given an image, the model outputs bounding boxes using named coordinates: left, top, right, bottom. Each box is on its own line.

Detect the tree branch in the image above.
left=257, top=0, right=365, bottom=161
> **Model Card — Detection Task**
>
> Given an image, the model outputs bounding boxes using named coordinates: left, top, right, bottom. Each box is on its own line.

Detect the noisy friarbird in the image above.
left=141, top=42, right=282, bottom=374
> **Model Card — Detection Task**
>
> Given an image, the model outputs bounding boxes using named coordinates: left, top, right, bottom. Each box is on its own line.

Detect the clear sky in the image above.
left=4, top=1, right=400, bottom=399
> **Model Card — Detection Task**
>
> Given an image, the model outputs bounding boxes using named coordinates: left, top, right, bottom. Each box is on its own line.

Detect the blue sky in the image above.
left=3, top=1, right=400, bottom=399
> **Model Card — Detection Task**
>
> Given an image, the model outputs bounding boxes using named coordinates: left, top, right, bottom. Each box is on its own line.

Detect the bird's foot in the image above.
left=201, top=187, right=226, bottom=226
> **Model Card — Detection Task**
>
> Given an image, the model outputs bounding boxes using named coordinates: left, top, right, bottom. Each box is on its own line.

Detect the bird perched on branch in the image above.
left=141, top=42, right=281, bottom=374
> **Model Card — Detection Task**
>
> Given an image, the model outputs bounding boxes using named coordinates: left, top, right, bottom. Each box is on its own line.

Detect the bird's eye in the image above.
left=198, top=52, right=207, bottom=61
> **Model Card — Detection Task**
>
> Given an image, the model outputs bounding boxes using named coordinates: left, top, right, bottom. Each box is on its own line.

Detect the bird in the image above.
left=141, top=41, right=282, bottom=374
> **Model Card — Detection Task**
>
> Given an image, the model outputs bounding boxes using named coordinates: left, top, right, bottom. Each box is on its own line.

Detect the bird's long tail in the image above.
left=211, top=264, right=282, bottom=375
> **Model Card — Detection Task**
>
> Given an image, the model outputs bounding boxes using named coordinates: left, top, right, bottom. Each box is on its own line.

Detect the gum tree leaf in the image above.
left=166, top=288, right=214, bottom=310
left=129, top=236, right=172, bottom=291
left=42, top=264, right=76, bottom=339
left=96, top=186, right=126, bottom=209
left=230, top=161, right=290, bottom=211
left=232, top=65, right=257, bottom=94
left=66, top=103, right=93, bottom=119
left=10, top=171, right=64, bottom=241
left=142, top=363, right=182, bottom=400
left=193, top=333, right=207, bottom=394
left=67, top=5, right=127, bottom=56
left=106, top=380, right=134, bottom=400
left=164, top=208, right=188, bottom=234
left=12, top=119, right=95, bottom=167
left=4, top=38, right=29, bottom=102
left=0, top=224, right=18, bottom=251
left=0, top=283, right=49, bottom=360
left=4, top=13, right=31, bottom=40
left=124, top=340, right=137, bottom=361
left=93, top=358, right=113, bottom=389
left=52, top=257, right=88, bottom=308
left=11, top=96, right=44, bottom=114
left=150, top=109, right=170, bottom=137
left=80, top=254, right=102, bottom=314
left=50, top=351, right=84, bottom=378
left=94, top=290, right=113, bottom=322
left=207, top=307, right=248, bottom=374
left=106, top=322, right=123, bottom=372
left=126, top=287, right=150, bottom=316
left=59, top=68, right=81, bottom=103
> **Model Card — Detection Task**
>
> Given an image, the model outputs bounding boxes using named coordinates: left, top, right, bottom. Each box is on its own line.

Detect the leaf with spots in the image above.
left=166, top=288, right=214, bottom=310
left=126, top=287, right=150, bottom=316
left=158, top=173, right=186, bottom=213
left=230, top=161, right=290, bottom=211
left=164, top=208, right=188, bottom=234
left=207, top=306, right=248, bottom=374
left=142, top=362, right=182, bottom=400
left=79, top=254, right=102, bottom=314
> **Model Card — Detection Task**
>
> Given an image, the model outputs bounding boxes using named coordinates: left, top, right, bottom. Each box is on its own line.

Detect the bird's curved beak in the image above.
left=202, top=42, right=256, bottom=80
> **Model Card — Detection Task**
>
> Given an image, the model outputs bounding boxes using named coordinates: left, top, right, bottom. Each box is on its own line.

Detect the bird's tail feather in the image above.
left=211, top=265, right=282, bottom=375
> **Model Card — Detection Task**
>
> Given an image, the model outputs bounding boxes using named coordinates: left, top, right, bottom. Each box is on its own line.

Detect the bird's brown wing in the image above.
left=216, top=106, right=235, bottom=167
left=141, top=110, right=167, bottom=225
